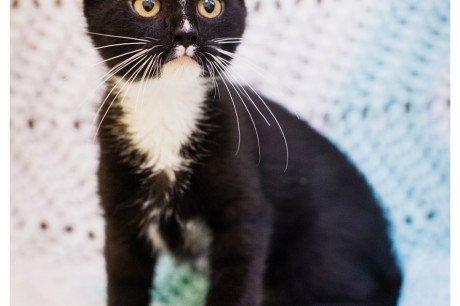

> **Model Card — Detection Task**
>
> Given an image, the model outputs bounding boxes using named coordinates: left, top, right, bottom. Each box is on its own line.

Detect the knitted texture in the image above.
left=10, top=0, right=450, bottom=305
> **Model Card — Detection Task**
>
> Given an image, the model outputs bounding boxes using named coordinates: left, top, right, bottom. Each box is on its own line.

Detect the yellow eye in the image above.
left=197, top=0, right=222, bottom=18
left=133, top=0, right=160, bottom=17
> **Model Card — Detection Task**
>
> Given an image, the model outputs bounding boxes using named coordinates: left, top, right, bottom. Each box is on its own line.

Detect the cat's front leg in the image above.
left=205, top=208, right=270, bottom=306
left=104, top=217, right=157, bottom=306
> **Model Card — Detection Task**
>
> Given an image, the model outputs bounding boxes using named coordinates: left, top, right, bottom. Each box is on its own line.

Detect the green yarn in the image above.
left=152, top=255, right=209, bottom=306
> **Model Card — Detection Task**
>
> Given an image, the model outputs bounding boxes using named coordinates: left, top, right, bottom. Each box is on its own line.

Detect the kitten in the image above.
left=83, top=0, right=402, bottom=305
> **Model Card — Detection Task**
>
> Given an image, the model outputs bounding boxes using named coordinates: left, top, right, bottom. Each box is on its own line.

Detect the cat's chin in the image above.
left=170, top=56, right=198, bottom=66
left=161, top=56, right=202, bottom=80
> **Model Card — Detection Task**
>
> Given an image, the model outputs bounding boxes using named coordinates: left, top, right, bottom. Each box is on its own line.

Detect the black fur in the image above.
left=84, top=1, right=402, bottom=305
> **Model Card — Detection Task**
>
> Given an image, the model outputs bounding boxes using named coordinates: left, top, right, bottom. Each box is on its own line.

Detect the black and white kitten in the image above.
left=83, top=0, right=402, bottom=305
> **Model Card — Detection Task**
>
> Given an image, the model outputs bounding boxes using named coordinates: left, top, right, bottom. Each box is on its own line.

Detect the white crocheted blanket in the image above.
left=11, top=0, right=450, bottom=305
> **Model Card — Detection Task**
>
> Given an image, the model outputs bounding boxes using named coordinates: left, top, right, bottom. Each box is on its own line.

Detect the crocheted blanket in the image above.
left=10, top=0, right=450, bottom=305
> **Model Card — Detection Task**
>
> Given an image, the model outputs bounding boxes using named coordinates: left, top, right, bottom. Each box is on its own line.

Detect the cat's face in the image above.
left=84, top=0, right=246, bottom=79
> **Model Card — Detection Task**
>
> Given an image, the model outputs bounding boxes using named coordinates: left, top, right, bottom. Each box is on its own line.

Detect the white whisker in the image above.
left=207, top=52, right=289, bottom=171
left=208, top=53, right=270, bottom=126
left=85, top=48, right=145, bottom=71
left=89, top=45, right=163, bottom=68
left=140, top=52, right=164, bottom=109
left=92, top=54, right=149, bottom=141
left=210, top=60, right=241, bottom=155
left=198, top=52, right=219, bottom=99
left=135, top=55, right=155, bottom=112
left=236, top=79, right=290, bottom=172
left=138, top=55, right=157, bottom=110
left=212, top=46, right=265, bottom=78
left=88, top=48, right=151, bottom=112
left=211, top=57, right=262, bottom=164
left=207, top=61, right=219, bottom=99
left=212, top=37, right=267, bottom=47
left=205, top=58, right=222, bottom=102
left=87, top=31, right=151, bottom=43
left=82, top=49, right=151, bottom=123
left=241, top=83, right=289, bottom=171
left=95, top=42, right=146, bottom=50
left=90, top=49, right=151, bottom=95
left=211, top=37, right=246, bottom=42
left=120, top=56, right=151, bottom=116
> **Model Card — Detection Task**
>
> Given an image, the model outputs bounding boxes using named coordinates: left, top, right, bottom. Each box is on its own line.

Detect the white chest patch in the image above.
left=146, top=219, right=212, bottom=274
left=182, top=219, right=212, bottom=256
left=114, top=57, right=209, bottom=181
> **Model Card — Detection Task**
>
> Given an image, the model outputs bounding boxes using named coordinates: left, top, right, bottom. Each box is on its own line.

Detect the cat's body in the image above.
left=84, top=0, right=401, bottom=305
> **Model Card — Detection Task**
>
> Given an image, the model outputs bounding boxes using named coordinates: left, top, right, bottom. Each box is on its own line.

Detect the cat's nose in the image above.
left=173, top=24, right=198, bottom=47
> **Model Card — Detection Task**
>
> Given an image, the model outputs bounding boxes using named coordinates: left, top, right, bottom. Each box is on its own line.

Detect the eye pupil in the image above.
left=142, top=0, right=156, bottom=12
left=203, top=0, right=215, bottom=13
